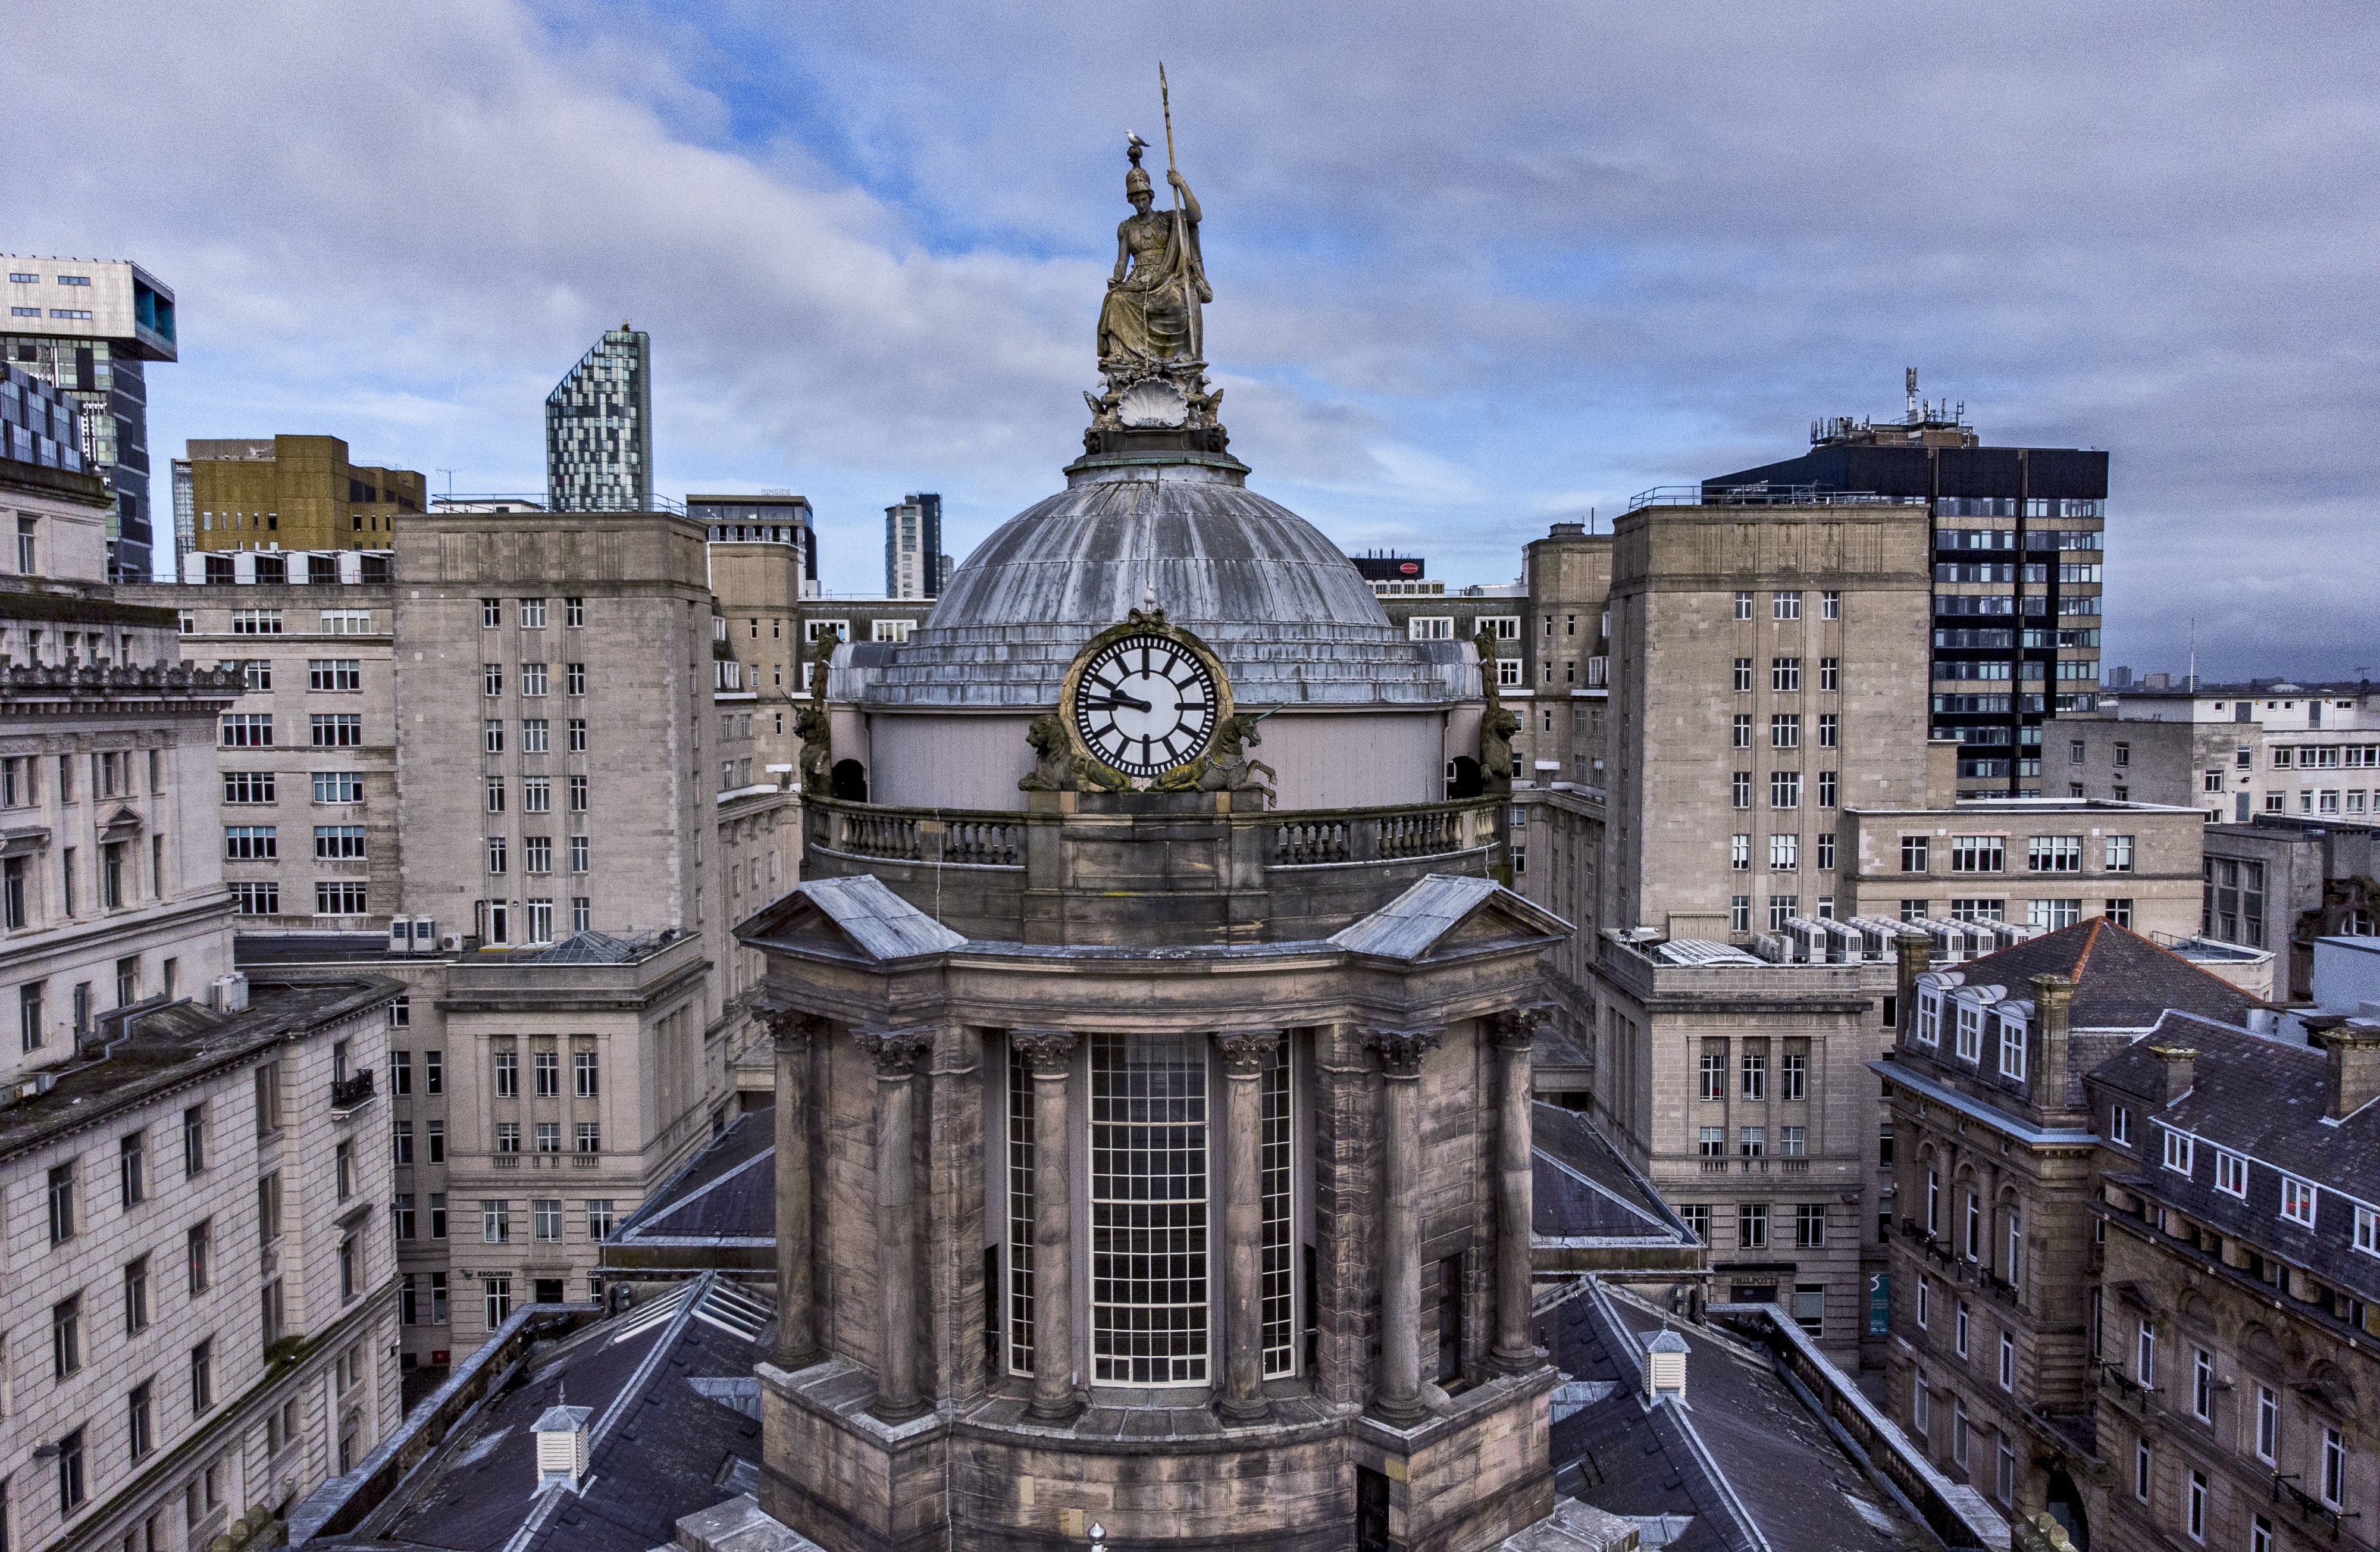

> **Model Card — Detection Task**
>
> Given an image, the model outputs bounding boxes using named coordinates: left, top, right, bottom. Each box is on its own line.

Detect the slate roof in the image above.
left=1952, top=918, right=2262, bottom=1031
left=612, top=1110, right=776, bottom=1244
left=1533, top=1103, right=1693, bottom=1244
left=1542, top=1284, right=1925, bottom=1552
left=1329, top=872, right=1572, bottom=960
left=352, top=1275, right=775, bottom=1552
left=2091, top=1011, right=2380, bottom=1300
left=788, top=874, right=967, bottom=960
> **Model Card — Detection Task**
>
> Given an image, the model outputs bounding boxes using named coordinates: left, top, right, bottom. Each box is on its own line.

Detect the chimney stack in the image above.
left=2030, top=973, right=2076, bottom=1111
left=2318, top=1022, right=2380, bottom=1122
left=2147, top=1046, right=2199, bottom=1106
left=1896, top=933, right=1933, bottom=1046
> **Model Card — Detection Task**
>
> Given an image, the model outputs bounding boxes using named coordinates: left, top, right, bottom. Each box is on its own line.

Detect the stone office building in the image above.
left=735, top=164, right=1582, bottom=1550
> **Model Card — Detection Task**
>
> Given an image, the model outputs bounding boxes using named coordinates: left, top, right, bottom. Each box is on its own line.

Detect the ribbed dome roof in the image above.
left=858, top=461, right=1465, bottom=710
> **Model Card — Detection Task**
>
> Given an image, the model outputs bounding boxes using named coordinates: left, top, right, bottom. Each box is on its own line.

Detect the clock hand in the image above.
left=1086, top=692, right=1154, bottom=713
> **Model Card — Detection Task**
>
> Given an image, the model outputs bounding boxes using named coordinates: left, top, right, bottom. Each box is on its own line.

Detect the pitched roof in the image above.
left=1329, top=872, right=1572, bottom=960
left=1953, top=918, right=2262, bottom=1031
left=787, top=874, right=967, bottom=960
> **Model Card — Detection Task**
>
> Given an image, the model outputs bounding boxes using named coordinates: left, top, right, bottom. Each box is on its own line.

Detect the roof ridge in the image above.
left=2069, top=916, right=2106, bottom=978
left=2103, top=918, right=2272, bottom=1006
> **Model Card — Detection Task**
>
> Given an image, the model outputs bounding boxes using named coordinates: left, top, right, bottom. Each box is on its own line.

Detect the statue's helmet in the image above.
left=1125, top=164, right=1153, bottom=198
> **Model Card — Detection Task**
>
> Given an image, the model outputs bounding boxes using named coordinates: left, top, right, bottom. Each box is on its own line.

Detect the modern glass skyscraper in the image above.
left=545, top=324, right=652, bottom=512
left=3, top=256, right=176, bottom=580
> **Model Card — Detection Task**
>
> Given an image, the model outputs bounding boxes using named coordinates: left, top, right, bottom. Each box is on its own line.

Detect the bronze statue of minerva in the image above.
left=1097, top=135, right=1208, bottom=371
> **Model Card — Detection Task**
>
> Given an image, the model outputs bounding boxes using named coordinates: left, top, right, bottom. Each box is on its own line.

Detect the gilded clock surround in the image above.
left=1056, top=603, right=1235, bottom=788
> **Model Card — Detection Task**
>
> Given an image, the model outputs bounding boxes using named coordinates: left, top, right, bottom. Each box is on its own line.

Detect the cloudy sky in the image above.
left=12, top=2, right=2375, bottom=679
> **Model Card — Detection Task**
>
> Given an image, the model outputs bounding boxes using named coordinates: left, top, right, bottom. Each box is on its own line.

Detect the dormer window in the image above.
left=2110, top=1104, right=2133, bottom=1147
left=2215, top=1150, right=2247, bottom=1198
left=2281, top=1176, right=2318, bottom=1228
left=1916, top=991, right=1941, bottom=1049
left=1997, top=1015, right=2027, bottom=1081
left=1956, top=1002, right=1983, bottom=1062
left=2163, top=1128, right=2194, bottom=1176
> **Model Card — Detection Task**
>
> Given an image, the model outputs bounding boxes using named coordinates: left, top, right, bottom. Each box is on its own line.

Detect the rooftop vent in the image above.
left=533, top=1384, right=593, bottom=1492
left=1643, top=1328, right=1689, bottom=1403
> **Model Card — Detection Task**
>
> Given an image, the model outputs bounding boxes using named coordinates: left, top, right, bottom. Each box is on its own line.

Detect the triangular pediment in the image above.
left=1330, top=872, right=1573, bottom=963
left=735, top=874, right=966, bottom=963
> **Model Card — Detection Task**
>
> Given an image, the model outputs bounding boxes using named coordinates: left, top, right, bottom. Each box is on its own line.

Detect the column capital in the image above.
left=1213, top=1028, right=1280, bottom=1078
left=1010, top=1028, right=1078, bottom=1075
left=765, top=1007, right=830, bottom=1047
left=1488, top=1003, right=1557, bottom=1050
left=857, top=1027, right=935, bottom=1077
left=1363, top=1026, right=1442, bottom=1079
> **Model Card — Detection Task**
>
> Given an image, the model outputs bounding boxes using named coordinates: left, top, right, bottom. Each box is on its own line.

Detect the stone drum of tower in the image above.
left=740, top=128, right=1568, bottom=1552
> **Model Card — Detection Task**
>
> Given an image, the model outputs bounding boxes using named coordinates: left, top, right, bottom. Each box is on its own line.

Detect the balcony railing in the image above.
left=2271, top=1474, right=2350, bottom=1537
left=329, top=1069, right=374, bottom=1112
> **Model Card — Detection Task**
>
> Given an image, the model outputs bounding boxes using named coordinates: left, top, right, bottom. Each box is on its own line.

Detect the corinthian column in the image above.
left=771, top=1010, right=825, bottom=1369
left=862, top=1028, right=935, bottom=1423
left=1011, top=1030, right=1081, bottom=1423
left=1367, top=1026, right=1440, bottom=1425
left=1489, top=1005, right=1551, bottom=1372
left=1215, top=1030, right=1280, bottom=1423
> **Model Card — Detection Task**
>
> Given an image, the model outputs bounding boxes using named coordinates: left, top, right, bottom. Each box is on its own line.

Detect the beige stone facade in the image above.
left=1839, top=798, right=2209, bottom=940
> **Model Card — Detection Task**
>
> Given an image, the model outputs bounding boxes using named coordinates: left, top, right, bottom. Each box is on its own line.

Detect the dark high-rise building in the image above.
left=3, top=256, right=177, bottom=580
left=1705, top=376, right=2109, bottom=797
left=546, top=323, right=652, bottom=512
left=882, top=491, right=944, bottom=598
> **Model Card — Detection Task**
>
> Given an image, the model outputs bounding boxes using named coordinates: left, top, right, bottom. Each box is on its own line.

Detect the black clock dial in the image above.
left=1070, top=633, right=1220, bottom=777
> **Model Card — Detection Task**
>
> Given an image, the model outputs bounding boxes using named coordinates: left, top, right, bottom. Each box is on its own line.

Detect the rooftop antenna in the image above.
left=1905, top=367, right=1919, bottom=425
left=2188, top=617, right=2198, bottom=692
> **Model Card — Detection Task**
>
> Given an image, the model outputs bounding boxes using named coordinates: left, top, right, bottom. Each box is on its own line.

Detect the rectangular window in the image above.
left=1769, top=833, right=1798, bottom=871
left=1731, top=833, right=1750, bottom=871
left=1817, top=712, right=1837, bottom=747
left=223, top=769, right=275, bottom=804
left=521, top=662, right=548, bottom=696
left=1698, top=1125, right=1724, bottom=1157
left=312, top=770, right=363, bottom=803
left=224, top=824, right=278, bottom=861
left=575, top=1119, right=601, bottom=1153
left=1733, top=713, right=1752, bottom=749
left=220, top=712, right=274, bottom=747
left=2163, top=1129, right=2194, bottom=1175
left=230, top=608, right=283, bottom=636
left=483, top=1200, right=511, bottom=1243
left=1773, top=590, right=1802, bottom=620
left=1734, top=590, right=1753, bottom=619
left=190, top=1337, right=214, bottom=1412
left=1089, top=1031, right=1209, bottom=1382
left=2193, top=1347, right=2214, bottom=1422
left=486, top=1276, right=513, bottom=1328
left=1730, top=894, right=1750, bottom=933
left=1781, top=1050, right=1807, bottom=1100
left=309, top=713, right=362, bottom=747
left=307, top=658, right=362, bottom=691
left=2216, top=1149, right=2247, bottom=1197
left=534, top=1199, right=562, bottom=1240
left=1731, top=771, right=1752, bottom=809
left=566, top=663, right=585, bottom=695
left=2257, top=1384, right=2279, bottom=1462
left=570, top=836, right=590, bottom=873
left=1795, top=1203, right=1825, bottom=1248
left=1699, top=1047, right=1725, bottom=1101
left=522, top=719, right=549, bottom=754
left=2136, top=1317, right=2156, bottom=1387
left=519, top=597, right=547, bottom=628
left=569, top=775, right=587, bottom=811
left=2282, top=1175, right=2318, bottom=1226
left=1680, top=1204, right=1710, bottom=1243
left=574, top=1050, right=599, bottom=1097
left=2027, top=834, right=2082, bottom=872
left=1779, top=1124, right=1805, bottom=1156
left=320, top=608, right=372, bottom=634
left=1733, top=657, right=1753, bottom=693
left=1770, top=770, right=1801, bottom=809
left=2103, top=834, right=2134, bottom=871
left=487, top=836, right=508, bottom=874
left=314, top=824, right=366, bottom=859
left=1738, top=1203, right=1768, bottom=1249
left=1999, top=1329, right=2015, bottom=1391
left=1771, top=713, right=1800, bottom=749
left=1739, top=1125, right=1765, bottom=1157
left=317, top=881, right=368, bottom=916
left=587, top=1199, right=616, bottom=1238
left=2323, top=1426, right=2346, bottom=1509
left=484, top=718, right=505, bottom=753
left=525, top=837, right=552, bottom=874
left=1740, top=1049, right=1768, bottom=1100
left=1950, top=836, right=2006, bottom=872
left=1772, top=656, right=1801, bottom=692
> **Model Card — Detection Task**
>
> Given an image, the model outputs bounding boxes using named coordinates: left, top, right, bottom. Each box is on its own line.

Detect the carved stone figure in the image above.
left=1018, top=712, right=1127, bottom=793
left=798, top=652, right=834, bottom=797
left=1154, top=711, right=1276, bottom=802
left=1098, top=137, right=1207, bottom=373
left=1480, top=705, right=1520, bottom=787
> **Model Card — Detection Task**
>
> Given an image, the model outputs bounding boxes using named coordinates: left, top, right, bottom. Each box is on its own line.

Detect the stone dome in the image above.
left=859, top=459, right=1467, bottom=710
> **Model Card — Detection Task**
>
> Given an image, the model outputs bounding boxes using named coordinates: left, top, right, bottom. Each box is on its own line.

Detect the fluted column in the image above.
left=771, top=1010, right=825, bottom=1369
left=1367, top=1027, right=1440, bottom=1425
left=1215, top=1030, right=1279, bottom=1423
left=862, top=1028, right=934, bottom=1423
left=1489, top=1005, right=1551, bottom=1372
left=1012, top=1030, right=1081, bottom=1423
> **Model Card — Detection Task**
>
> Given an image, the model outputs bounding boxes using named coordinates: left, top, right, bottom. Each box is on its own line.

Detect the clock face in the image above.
left=1070, top=633, right=1221, bottom=777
